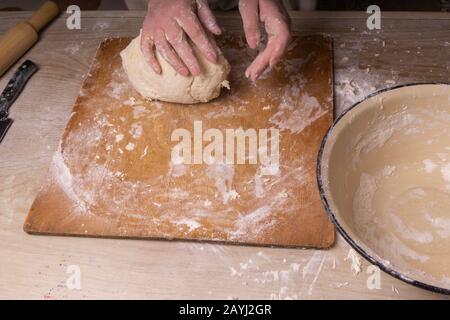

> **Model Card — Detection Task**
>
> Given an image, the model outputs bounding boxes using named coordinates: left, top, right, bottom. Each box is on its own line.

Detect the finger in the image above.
left=245, top=42, right=272, bottom=81
left=196, top=0, right=222, bottom=35
left=247, top=0, right=291, bottom=79
left=208, top=36, right=223, bottom=56
left=259, top=0, right=292, bottom=36
left=166, top=24, right=201, bottom=76
left=246, top=28, right=292, bottom=81
left=238, top=0, right=260, bottom=49
left=140, top=31, right=161, bottom=74
left=268, top=24, right=292, bottom=67
left=245, top=30, right=291, bottom=81
left=154, top=28, right=190, bottom=77
left=278, top=0, right=291, bottom=24
left=176, top=11, right=218, bottom=63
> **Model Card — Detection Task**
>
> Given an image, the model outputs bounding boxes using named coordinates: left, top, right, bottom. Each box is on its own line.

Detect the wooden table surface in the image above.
left=0, top=10, right=449, bottom=300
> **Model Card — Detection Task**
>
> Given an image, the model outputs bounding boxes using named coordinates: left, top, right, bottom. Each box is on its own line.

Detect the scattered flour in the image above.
left=125, top=142, right=135, bottom=151
left=231, top=206, right=274, bottom=239
left=92, top=21, right=110, bottom=32
left=441, top=163, right=450, bottom=182
left=206, top=164, right=238, bottom=204
left=345, top=249, right=362, bottom=276
left=269, top=94, right=327, bottom=134
left=115, top=134, right=124, bottom=142
left=423, top=159, right=437, bottom=173
left=130, top=123, right=143, bottom=139
left=175, top=218, right=202, bottom=232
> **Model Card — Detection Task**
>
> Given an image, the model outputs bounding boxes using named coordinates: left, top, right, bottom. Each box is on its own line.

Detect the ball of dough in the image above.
left=120, top=35, right=230, bottom=104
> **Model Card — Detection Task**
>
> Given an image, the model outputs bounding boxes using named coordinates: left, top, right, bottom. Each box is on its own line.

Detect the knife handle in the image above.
left=0, top=60, right=38, bottom=121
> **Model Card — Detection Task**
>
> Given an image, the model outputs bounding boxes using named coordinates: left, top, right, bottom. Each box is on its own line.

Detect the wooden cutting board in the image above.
left=24, top=35, right=335, bottom=248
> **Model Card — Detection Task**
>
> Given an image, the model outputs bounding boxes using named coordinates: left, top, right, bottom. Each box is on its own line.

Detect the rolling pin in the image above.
left=0, top=1, right=60, bottom=77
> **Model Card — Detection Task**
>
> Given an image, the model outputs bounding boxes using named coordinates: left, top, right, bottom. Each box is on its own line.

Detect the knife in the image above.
left=0, top=60, right=38, bottom=143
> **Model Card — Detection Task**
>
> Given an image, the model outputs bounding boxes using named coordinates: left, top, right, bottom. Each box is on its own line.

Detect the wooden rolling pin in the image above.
left=0, top=1, right=60, bottom=77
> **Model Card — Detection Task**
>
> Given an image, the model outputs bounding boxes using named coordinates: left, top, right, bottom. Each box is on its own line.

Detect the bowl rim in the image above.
left=316, top=82, right=450, bottom=295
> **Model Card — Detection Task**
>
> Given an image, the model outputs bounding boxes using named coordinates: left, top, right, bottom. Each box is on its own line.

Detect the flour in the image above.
left=51, top=146, right=123, bottom=215
left=205, top=104, right=235, bottom=119
left=123, top=97, right=136, bottom=106
left=302, top=251, right=323, bottom=279
left=285, top=54, right=314, bottom=74
left=353, top=173, right=378, bottom=236
left=355, top=113, right=416, bottom=156
left=352, top=111, right=425, bottom=167
left=140, top=146, right=149, bottom=159
left=307, top=256, right=326, bottom=296
left=345, top=249, right=362, bottom=276
left=423, top=159, right=437, bottom=173
left=64, top=45, right=80, bottom=55
left=132, top=105, right=150, bottom=119
left=108, top=81, right=128, bottom=100
left=125, top=142, right=135, bottom=151
left=115, top=134, right=124, bottom=142
left=175, top=218, right=202, bottom=232
left=92, top=21, right=110, bottom=32
left=392, top=240, right=430, bottom=263
left=425, top=215, right=450, bottom=238
left=334, top=65, right=393, bottom=113
left=168, top=153, right=186, bottom=177
left=352, top=172, right=436, bottom=264
left=381, top=165, right=396, bottom=177
left=391, top=215, right=434, bottom=244
left=333, top=282, right=350, bottom=288
left=206, top=164, right=237, bottom=204
left=269, top=93, right=327, bottom=134
left=129, top=123, right=144, bottom=139
left=51, top=147, right=87, bottom=213
left=226, top=250, right=330, bottom=299
left=441, top=163, right=450, bottom=182
left=231, top=206, right=274, bottom=239
left=290, top=263, right=301, bottom=272
left=254, top=174, right=264, bottom=198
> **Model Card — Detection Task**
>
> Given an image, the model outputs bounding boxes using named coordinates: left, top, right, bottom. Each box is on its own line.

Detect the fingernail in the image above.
left=245, top=68, right=250, bottom=78
left=179, top=67, right=190, bottom=77
left=150, top=60, right=161, bottom=74
left=214, top=25, right=222, bottom=35
left=191, top=68, right=200, bottom=76
left=207, top=51, right=217, bottom=63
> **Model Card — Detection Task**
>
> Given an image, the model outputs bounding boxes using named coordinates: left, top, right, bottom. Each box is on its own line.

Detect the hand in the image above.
left=141, top=0, right=222, bottom=77
left=239, top=0, right=292, bottom=81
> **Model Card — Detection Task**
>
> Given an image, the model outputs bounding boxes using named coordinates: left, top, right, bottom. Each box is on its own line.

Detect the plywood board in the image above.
left=24, top=35, right=335, bottom=248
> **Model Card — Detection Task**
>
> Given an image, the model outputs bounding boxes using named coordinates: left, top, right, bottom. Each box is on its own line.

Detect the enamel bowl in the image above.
left=318, top=84, right=450, bottom=294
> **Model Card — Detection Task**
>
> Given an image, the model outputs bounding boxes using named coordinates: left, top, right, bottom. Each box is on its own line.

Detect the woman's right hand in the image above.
left=141, top=0, right=222, bottom=77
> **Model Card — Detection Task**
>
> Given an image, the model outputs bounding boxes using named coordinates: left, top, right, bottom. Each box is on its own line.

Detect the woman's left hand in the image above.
left=239, top=0, right=292, bottom=81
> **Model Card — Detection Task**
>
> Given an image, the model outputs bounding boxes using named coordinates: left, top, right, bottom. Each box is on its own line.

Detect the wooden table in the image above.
left=0, top=11, right=449, bottom=300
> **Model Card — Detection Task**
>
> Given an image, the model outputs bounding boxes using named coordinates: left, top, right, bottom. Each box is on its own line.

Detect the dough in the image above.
left=121, top=35, right=230, bottom=104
